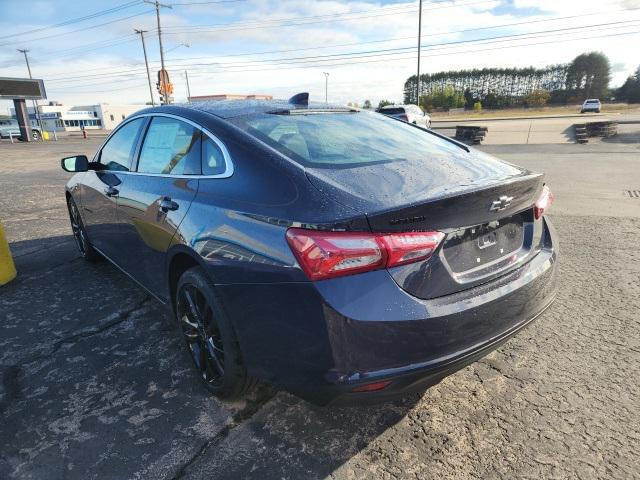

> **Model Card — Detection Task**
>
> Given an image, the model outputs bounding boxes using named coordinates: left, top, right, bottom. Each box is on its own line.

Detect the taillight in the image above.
left=286, top=228, right=444, bottom=281
left=534, top=185, right=553, bottom=220
left=378, top=232, right=445, bottom=267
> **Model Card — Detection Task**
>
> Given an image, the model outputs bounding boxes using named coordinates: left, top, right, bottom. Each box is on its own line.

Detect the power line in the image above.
left=44, top=25, right=640, bottom=90
left=183, top=29, right=640, bottom=76
left=46, top=26, right=640, bottom=96
left=9, top=0, right=632, bottom=69
left=116, top=19, right=640, bottom=72
left=41, top=7, right=640, bottom=83
left=162, top=0, right=496, bottom=35
left=0, top=9, right=154, bottom=47
left=171, top=0, right=247, bottom=4
left=42, top=19, right=640, bottom=87
left=0, top=0, right=142, bottom=40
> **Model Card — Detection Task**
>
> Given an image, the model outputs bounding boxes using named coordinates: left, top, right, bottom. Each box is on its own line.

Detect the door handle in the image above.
left=104, top=186, right=119, bottom=197
left=160, top=197, right=179, bottom=212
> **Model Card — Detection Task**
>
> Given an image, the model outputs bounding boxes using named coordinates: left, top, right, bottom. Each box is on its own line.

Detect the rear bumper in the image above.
left=309, top=297, right=553, bottom=406
left=215, top=217, right=558, bottom=405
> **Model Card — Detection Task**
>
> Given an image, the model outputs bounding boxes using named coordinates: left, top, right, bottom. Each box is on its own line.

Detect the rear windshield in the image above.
left=585, top=99, right=600, bottom=103
left=378, top=107, right=405, bottom=115
left=230, top=111, right=462, bottom=169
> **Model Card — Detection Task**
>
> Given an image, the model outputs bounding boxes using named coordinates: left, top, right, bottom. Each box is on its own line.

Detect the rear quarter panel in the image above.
left=167, top=111, right=370, bottom=286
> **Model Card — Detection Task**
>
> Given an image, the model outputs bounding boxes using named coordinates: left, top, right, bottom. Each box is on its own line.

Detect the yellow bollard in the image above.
left=42, top=131, right=50, bottom=141
left=0, top=221, right=17, bottom=286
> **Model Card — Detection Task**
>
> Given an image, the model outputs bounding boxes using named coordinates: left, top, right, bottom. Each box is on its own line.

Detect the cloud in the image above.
left=0, top=0, right=639, bottom=108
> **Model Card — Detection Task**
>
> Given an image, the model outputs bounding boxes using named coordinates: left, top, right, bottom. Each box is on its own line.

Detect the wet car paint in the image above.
left=65, top=101, right=559, bottom=404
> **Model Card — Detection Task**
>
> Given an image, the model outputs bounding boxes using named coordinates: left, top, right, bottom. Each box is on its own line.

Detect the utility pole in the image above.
left=17, top=49, right=43, bottom=139
left=184, top=70, right=191, bottom=100
left=144, top=0, right=172, bottom=103
left=416, top=0, right=422, bottom=105
left=135, top=29, right=155, bottom=106
left=323, top=72, right=329, bottom=103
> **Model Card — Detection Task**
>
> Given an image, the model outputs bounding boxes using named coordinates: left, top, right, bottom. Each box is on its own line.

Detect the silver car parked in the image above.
left=581, top=99, right=601, bottom=113
left=377, top=104, right=431, bottom=128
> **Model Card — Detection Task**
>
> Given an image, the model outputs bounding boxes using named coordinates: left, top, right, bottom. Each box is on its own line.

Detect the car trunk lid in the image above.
left=305, top=149, right=546, bottom=298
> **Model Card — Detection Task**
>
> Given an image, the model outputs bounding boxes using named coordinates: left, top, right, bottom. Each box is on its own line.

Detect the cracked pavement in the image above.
left=1, top=137, right=639, bottom=479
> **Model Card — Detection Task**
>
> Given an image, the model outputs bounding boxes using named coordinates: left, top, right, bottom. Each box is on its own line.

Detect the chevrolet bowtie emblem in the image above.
left=489, top=195, right=514, bottom=212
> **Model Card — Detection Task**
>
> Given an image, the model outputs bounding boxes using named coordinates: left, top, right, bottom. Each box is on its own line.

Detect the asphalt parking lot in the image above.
left=1, top=134, right=639, bottom=479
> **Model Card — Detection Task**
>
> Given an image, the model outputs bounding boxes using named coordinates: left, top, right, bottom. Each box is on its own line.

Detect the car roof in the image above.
left=159, top=98, right=352, bottom=119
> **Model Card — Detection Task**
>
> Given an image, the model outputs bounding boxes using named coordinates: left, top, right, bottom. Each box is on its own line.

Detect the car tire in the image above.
left=32, top=130, right=41, bottom=141
left=67, top=197, right=99, bottom=262
left=428, top=121, right=432, bottom=129
left=176, top=266, right=257, bottom=400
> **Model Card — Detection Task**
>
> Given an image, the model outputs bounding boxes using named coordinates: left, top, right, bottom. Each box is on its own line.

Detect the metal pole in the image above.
left=416, top=0, right=422, bottom=105
left=13, top=99, right=31, bottom=142
left=18, top=48, right=43, bottom=140
left=135, top=29, right=155, bottom=106
left=323, top=72, right=329, bottom=103
left=145, top=0, right=172, bottom=103
left=184, top=70, right=191, bottom=100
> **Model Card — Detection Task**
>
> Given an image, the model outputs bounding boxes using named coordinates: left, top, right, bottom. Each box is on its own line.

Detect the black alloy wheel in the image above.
left=178, top=283, right=226, bottom=388
left=176, top=267, right=256, bottom=399
left=67, top=197, right=97, bottom=261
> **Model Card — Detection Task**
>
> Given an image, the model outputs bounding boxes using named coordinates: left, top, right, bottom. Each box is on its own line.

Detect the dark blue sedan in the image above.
left=61, top=93, right=558, bottom=405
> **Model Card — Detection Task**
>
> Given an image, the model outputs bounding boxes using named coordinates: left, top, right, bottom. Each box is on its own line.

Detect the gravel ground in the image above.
left=0, top=137, right=638, bottom=479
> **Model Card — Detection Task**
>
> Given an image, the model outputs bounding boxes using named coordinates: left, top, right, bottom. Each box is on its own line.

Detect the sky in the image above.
left=1, top=0, right=640, bottom=111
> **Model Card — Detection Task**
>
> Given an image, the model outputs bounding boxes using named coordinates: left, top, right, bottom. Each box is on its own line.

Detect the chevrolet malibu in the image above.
left=61, top=93, right=558, bottom=405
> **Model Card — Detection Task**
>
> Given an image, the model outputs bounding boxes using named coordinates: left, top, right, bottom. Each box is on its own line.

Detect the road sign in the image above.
left=0, top=77, right=46, bottom=100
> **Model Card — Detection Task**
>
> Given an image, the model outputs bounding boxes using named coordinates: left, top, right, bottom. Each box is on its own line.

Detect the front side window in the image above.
left=232, top=110, right=461, bottom=168
left=99, top=117, right=144, bottom=171
left=137, top=117, right=201, bottom=175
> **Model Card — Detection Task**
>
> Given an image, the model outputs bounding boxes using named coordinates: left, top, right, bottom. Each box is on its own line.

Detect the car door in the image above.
left=114, top=115, right=201, bottom=299
left=80, top=117, right=146, bottom=260
left=414, top=106, right=426, bottom=126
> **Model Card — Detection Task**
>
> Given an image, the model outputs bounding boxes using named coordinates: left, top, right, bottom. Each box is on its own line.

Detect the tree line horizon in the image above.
left=385, top=51, right=639, bottom=111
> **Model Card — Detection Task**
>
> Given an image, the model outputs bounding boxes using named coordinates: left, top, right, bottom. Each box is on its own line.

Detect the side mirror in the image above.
left=61, top=155, right=89, bottom=172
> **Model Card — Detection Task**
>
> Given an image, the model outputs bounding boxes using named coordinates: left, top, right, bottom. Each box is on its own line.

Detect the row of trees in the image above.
left=618, top=66, right=640, bottom=103
left=403, top=52, right=613, bottom=110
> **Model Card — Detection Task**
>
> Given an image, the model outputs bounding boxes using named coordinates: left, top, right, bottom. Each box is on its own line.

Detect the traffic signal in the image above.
left=157, top=69, right=173, bottom=104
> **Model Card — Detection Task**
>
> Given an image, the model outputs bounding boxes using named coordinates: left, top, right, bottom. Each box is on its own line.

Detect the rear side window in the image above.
left=137, top=117, right=201, bottom=175
left=202, top=136, right=226, bottom=175
left=99, top=117, right=144, bottom=171
left=379, top=107, right=405, bottom=115
left=233, top=111, right=461, bottom=168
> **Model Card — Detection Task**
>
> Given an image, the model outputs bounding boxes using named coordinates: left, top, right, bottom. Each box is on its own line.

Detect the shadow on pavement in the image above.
left=601, top=131, right=640, bottom=144
left=1, top=234, right=420, bottom=479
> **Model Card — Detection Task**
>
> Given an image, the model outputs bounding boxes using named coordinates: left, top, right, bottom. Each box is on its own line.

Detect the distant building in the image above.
left=188, top=94, right=273, bottom=102
left=10, top=102, right=145, bottom=132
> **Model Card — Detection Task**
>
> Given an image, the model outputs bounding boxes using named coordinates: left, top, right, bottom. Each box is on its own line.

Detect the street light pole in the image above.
left=416, top=0, right=422, bottom=105
left=135, top=29, right=155, bottom=106
left=17, top=48, right=43, bottom=139
left=323, top=72, right=329, bottom=103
